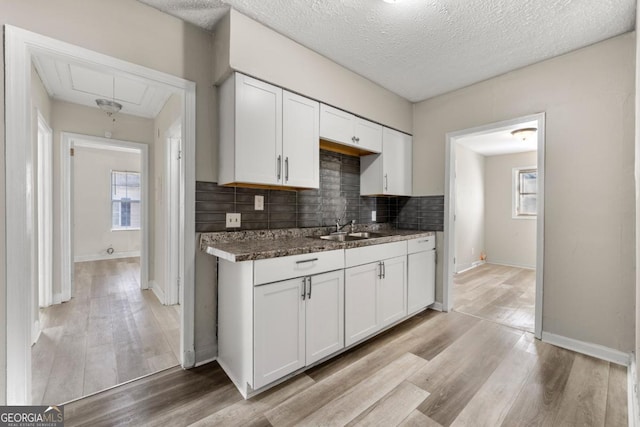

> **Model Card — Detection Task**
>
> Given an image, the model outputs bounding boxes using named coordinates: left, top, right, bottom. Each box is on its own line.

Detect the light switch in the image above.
left=226, top=213, right=241, bottom=228
left=372, top=211, right=377, bottom=222
left=255, top=195, right=264, bottom=211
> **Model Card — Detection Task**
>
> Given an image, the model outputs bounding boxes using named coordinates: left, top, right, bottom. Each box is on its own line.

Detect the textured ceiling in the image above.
left=137, top=0, right=636, bottom=102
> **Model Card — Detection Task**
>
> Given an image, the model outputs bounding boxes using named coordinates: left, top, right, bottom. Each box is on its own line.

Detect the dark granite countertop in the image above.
left=200, top=224, right=435, bottom=262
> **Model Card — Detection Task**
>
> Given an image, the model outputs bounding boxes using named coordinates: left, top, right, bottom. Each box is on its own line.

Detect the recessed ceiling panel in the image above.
left=115, top=76, right=148, bottom=105
left=69, top=64, right=114, bottom=98
left=32, top=52, right=174, bottom=119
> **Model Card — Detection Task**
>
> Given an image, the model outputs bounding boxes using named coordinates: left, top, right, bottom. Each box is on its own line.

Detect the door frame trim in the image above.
left=4, top=24, right=197, bottom=404
left=443, top=112, right=546, bottom=339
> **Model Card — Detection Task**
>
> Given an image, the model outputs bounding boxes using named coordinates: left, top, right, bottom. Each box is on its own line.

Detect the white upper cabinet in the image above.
left=218, top=73, right=319, bottom=189
left=320, top=104, right=382, bottom=153
left=283, top=91, right=320, bottom=188
left=360, top=127, right=413, bottom=196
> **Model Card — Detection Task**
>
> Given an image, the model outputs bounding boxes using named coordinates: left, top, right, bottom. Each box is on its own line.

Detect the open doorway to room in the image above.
left=4, top=26, right=196, bottom=405
left=444, top=114, right=545, bottom=337
left=31, top=133, right=182, bottom=405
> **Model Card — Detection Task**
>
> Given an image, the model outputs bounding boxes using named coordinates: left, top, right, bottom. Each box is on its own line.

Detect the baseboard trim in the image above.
left=487, top=260, right=536, bottom=270
left=541, top=331, right=630, bottom=366
left=195, top=343, right=218, bottom=366
left=150, top=280, right=165, bottom=305
left=74, top=250, right=140, bottom=263
left=429, top=301, right=444, bottom=312
left=52, top=293, right=62, bottom=305
left=628, top=354, right=639, bottom=427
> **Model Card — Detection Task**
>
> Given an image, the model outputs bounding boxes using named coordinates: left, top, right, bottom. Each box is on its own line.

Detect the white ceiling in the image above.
left=137, top=0, right=635, bottom=102
left=456, top=120, right=538, bottom=156
left=32, top=53, right=174, bottom=119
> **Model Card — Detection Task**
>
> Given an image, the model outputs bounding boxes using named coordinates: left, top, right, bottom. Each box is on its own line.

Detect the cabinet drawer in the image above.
left=407, top=236, right=435, bottom=253
left=345, top=241, right=407, bottom=268
left=254, top=250, right=344, bottom=285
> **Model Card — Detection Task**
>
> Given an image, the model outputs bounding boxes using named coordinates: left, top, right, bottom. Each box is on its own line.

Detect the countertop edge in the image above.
left=202, top=230, right=435, bottom=263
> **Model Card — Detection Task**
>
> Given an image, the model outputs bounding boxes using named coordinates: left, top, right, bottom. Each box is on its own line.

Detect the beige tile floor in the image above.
left=31, top=257, right=180, bottom=405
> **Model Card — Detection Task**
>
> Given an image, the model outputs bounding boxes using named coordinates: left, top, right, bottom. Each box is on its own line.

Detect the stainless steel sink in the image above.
left=348, top=232, right=388, bottom=239
left=318, top=234, right=365, bottom=242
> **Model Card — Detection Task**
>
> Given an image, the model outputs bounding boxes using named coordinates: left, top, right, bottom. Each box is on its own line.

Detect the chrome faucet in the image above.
left=335, top=219, right=356, bottom=233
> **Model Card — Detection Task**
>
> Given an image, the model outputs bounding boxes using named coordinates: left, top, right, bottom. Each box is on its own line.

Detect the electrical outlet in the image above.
left=226, top=213, right=241, bottom=228
left=372, top=211, right=376, bottom=222
left=255, top=195, right=264, bottom=211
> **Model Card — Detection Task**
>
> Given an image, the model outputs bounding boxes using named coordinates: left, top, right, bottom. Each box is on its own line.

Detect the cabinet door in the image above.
left=305, top=270, right=344, bottom=365
left=283, top=91, right=319, bottom=189
left=345, top=262, right=380, bottom=346
left=382, top=128, right=412, bottom=196
left=254, top=278, right=305, bottom=389
left=236, top=74, right=283, bottom=185
left=320, top=104, right=355, bottom=146
left=407, top=250, right=435, bottom=315
left=379, top=256, right=407, bottom=328
left=355, top=118, right=382, bottom=153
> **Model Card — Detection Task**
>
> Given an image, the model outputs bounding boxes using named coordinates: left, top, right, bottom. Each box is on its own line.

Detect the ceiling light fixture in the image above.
left=510, top=127, right=537, bottom=142
left=95, top=98, right=122, bottom=116
left=383, top=0, right=402, bottom=3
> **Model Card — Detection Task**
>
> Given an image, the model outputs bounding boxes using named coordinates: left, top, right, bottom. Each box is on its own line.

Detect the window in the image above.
left=514, top=167, right=537, bottom=218
left=111, top=171, right=141, bottom=230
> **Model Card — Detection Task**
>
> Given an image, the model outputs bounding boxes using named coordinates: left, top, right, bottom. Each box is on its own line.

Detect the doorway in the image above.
left=443, top=113, right=545, bottom=338
left=5, top=25, right=196, bottom=404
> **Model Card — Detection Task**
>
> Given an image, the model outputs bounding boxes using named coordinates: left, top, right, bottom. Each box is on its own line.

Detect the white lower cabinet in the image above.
left=345, top=255, right=407, bottom=347
left=407, top=237, right=436, bottom=316
left=345, top=262, right=379, bottom=346
left=217, top=235, right=435, bottom=398
left=253, top=270, right=344, bottom=390
left=253, top=277, right=305, bottom=390
left=379, top=256, right=407, bottom=328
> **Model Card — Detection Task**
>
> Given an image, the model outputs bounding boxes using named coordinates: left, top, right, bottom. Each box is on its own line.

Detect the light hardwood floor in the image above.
left=32, top=257, right=180, bottom=405
left=65, top=310, right=628, bottom=427
left=454, top=263, right=535, bottom=332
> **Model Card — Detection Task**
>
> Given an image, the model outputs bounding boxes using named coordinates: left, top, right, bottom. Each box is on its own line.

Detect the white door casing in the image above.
left=4, top=25, right=197, bottom=404
left=443, top=113, right=545, bottom=339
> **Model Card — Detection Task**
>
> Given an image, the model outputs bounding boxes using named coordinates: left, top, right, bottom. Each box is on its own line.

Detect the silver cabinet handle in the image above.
left=384, top=174, right=388, bottom=191
left=307, top=276, right=312, bottom=299
left=296, top=258, right=318, bottom=264
left=302, top=277, right=307, bottom=300
left=378, top=262, right=383, bottom=279
left=351, top=136, right=357, bottom=144
left=383, top=261, right=386, bottom=279
left=277, top=155, right=282, bottom=180
left=285, top=157, right=289, bottom=182
left=356, top=137, right=360, bottom=142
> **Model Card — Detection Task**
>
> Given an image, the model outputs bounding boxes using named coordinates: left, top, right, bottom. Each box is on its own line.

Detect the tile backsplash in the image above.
left=196, top=150, right=443, bottom=233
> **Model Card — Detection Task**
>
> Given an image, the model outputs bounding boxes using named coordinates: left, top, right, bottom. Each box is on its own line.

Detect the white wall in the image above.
left=414, top=33, right=635, bottom=353
left=216, top=9, right=413, bottom=134
left=485, top=151, right=537, bottom=269
left=74, top=146, right=141, bottom=260
left=455, top=145, right=485, bottom=273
